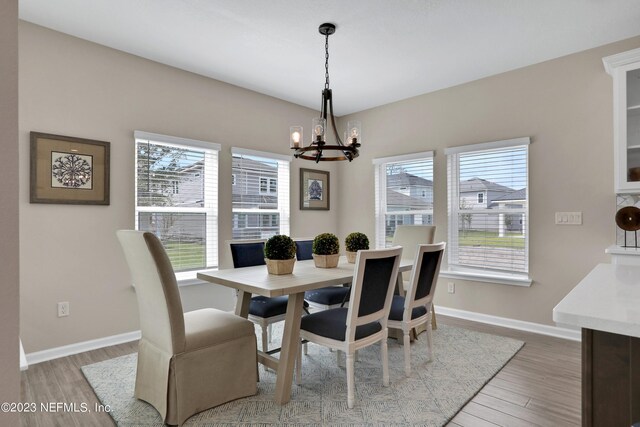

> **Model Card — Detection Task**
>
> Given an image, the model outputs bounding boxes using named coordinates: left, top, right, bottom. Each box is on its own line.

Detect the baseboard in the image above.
left=434, top=305, right=581, bottom=342
left=25, top=330, right=141, bottom=367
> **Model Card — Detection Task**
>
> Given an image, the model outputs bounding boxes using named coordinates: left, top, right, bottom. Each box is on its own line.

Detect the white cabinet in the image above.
left=603, top=48, right=640, bottom=193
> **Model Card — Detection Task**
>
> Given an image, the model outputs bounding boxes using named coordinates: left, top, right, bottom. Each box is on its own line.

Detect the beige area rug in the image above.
left=82, top=324, right=524, bottom=426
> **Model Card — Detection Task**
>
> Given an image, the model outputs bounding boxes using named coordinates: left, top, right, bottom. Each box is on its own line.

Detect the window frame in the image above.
left=442, top=137, right=531, bottom=286
left=134, top=131, right=220, bottom=282
left=373, top=151, right=434, bottom=249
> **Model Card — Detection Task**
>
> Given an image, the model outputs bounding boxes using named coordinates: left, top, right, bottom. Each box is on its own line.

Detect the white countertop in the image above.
left=605, top=244, right=640, bottom=256
left=553, top=263, right=640, bottom=339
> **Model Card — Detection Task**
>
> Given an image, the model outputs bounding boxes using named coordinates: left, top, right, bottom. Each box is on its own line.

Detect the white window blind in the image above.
left=134, top=131, right=220, bottom=274
left=231, top=148, right=290, bottom=240
left=373, top=151, right=434, bottom=248
left=445, top=138, right=529, bottom=276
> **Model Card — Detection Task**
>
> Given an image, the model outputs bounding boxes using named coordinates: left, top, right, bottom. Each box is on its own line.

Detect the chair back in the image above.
left=346, top=247, right=402, bottom=340
left=294, top=239, right=314, bottom=261
left=391, top=225, right=436, bottom=261
left=117, top=230, right=185, bottom=354
left=405, top=243, right=446, bottom=317
left=227, top=239, right=266, bottom=268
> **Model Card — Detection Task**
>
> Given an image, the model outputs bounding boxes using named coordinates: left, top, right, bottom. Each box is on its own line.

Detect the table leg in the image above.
left=235, top=290, right=251, bottom=318
left=274, top=292, right=305, bottom=404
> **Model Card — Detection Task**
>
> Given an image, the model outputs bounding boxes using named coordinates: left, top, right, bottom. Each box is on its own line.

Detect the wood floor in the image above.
left=19, top=315, right=581, bottom=426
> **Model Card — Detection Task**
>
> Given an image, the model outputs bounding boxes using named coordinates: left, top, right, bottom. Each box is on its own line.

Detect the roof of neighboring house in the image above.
left=460, top=177, right=514, bottom=193
left=494, top=188, right=526, bottom=202
left=387, top=172, right=432, bottom=187
left=232, top=157, right=277, bottom=173
left=386, top=188, right=432, bottom=209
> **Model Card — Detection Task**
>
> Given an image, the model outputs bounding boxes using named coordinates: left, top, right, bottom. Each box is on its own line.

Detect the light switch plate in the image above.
left=555, top=212, right=582, bottom=225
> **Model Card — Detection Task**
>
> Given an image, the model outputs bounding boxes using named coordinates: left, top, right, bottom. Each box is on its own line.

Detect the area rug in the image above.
left=82, top=324, right=523, bottom=426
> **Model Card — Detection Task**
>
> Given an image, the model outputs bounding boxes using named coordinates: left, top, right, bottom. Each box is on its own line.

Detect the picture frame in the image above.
left=300, top=168, right=329, bottom=210
left=30, top=132, right=110, bottom=205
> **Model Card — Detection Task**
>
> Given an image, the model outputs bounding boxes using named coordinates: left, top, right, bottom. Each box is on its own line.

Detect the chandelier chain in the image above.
left=324, top=34, right=330, bottom=89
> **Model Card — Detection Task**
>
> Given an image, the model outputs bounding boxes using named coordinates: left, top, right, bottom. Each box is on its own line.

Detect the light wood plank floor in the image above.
left=19, top=315, right=581, bottom=426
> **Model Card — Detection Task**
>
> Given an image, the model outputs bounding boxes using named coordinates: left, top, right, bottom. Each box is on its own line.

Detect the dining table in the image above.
left=197, top=255, right=414, bottom=405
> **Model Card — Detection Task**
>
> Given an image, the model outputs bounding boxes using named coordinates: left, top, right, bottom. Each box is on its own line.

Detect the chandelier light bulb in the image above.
left=292, top=131, right=301, bottom=143
left=314, top=125, right=324, bottom=136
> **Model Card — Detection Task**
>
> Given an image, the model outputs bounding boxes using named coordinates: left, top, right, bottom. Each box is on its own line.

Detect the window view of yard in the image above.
left=458, top=230, right=525, bottom=248
left=163, top=241, right=206, bottom=271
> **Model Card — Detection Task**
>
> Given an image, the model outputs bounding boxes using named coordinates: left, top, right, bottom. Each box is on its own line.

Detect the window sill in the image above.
left=440, top=270, right=532, bottom=287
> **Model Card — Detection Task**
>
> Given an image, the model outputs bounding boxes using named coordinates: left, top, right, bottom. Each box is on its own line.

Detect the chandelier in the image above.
left=290, top=23, right=361, bottom=162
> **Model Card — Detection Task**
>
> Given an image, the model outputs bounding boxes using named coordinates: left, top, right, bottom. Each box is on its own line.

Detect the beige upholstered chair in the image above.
left=391, top=225, right=438, bottom=328
left=117, top=231, right=257, bottom=426
left=298, top=247, right=402, bottom=408
left=387, top=243, right=445, bottom=376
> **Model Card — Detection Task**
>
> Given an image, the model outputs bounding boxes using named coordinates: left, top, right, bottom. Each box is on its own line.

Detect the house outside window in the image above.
left=232, top=148, right=290, bottom=240
left=444, top=137, right=530, bottom=285
left=134, top=131, right=220, bottom=277
left=259, top=177, right=277, bottom=195
left=373, top=151, right=434, bottom=248
left=231, top=173, right=236, bottom=185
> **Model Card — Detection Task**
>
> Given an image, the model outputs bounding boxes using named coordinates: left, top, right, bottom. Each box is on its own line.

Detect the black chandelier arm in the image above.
left=292, top=145, right=359, bottom=162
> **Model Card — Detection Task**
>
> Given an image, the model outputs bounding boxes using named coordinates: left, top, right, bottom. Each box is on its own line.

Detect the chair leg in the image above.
left=382, top=331, right=389, bottom=387
left=261, top=324, right=268, bottom=353
left=268, top=323, right=273, bottom=343
left=336, top=349, right=342, bottom=366
left=296, top=341, right=302, bottom=385
left=431, top=303, right=437, bottom=330
left=303, top=342, right=308, bottom=355
left=403, top=329, right=411, bottom=377
left=346, top=352, right=355, bottom=409
left=426, top=320, right=433, bottom=361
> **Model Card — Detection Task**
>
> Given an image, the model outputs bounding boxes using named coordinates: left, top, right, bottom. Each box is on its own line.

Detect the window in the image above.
left=373, top=151, right=434, bottom=248
left=135, top=131, right=220, bottom=276
left=232, top=148, right=290, bottom=240
left=259, top=177, right=277, bottom=195
left=444, top=137, right=530, bottom=285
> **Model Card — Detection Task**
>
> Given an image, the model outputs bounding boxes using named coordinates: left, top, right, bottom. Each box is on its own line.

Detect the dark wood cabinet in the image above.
left=582, top=328, right=640, bottom=426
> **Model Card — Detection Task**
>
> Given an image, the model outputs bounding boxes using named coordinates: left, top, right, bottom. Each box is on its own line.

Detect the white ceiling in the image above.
left=19, top=0, right=640, bottom=116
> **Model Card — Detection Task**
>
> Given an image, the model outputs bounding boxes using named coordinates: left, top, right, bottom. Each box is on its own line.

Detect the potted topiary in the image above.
left=345, top=232, right=369, bottom=263
left=264, top=235, right=297, bottom=275
left=312, top=233, right=340, bottom=268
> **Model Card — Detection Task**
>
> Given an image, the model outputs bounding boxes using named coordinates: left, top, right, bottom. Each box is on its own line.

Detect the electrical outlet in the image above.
left=57, top=301, right=69, bottom=317
left=447, top=282, right=455, bottom=294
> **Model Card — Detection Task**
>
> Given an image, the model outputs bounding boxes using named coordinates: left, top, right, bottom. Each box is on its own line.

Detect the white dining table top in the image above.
left=197, top=256, right=414, bottom=297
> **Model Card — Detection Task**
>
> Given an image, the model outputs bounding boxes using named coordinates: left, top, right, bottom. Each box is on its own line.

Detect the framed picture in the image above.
left=300, top=168, right=329, bottom=210
left=30, top=132, right=110, bottom=205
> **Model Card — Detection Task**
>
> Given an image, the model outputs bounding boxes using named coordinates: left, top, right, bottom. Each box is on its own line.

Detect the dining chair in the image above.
left=391, top=225, right=438, bottom=329
left=228, top=239, right=308, bottom=352
left=117, top=230, right=257, bottom=426
left=387, top=242, right=445, bottom=376
left=295, top=239, right=351, bottom=310
left=298, top=246, right=402, bottom=408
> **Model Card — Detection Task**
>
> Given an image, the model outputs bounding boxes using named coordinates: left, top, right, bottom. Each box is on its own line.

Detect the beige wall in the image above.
left=0, top=0, right=20, bottom=420
left=338, top=36, right=640, bottom=326
left=19, top=22, right=340, bottom=352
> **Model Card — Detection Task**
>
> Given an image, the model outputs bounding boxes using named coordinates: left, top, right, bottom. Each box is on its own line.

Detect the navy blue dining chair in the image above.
left=228, top=239, right=308, bottom=352
left=295, top=239, right=351, bottom=310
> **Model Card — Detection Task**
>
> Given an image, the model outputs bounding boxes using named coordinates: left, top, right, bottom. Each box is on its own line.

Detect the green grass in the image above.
left=164, top=241, right=206, bottom=270
left=459, top=230, right=525, bottom=249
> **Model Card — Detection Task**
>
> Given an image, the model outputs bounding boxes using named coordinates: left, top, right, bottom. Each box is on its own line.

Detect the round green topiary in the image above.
left=264, top=235, right=296, bottom=260
left=345, top=232, right=369, bottom=252
left=312, top=233, right=340, bottom=255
